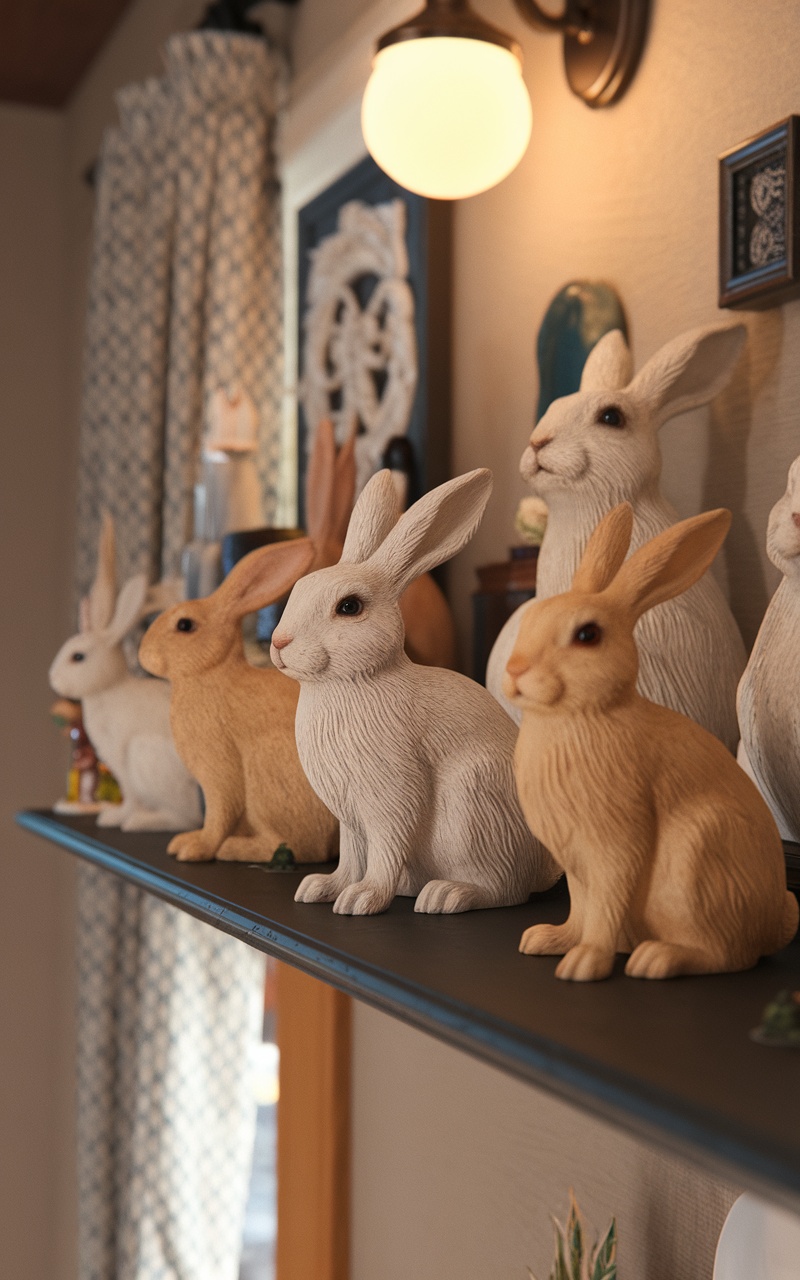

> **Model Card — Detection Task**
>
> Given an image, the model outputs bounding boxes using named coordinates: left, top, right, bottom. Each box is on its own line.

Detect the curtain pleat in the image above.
left=74, top=31, right=284, bottom=1280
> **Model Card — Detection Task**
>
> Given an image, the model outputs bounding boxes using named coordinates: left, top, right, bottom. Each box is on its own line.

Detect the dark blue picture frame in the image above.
left=297, top=155, right=452, bottom=523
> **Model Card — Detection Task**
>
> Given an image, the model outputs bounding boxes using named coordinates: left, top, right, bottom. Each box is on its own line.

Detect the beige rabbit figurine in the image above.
left=488, top=323, right=747, bottom=750
left=138, top=537, right=338, bottom=864
left=49, top=513, right=202, bottom=832
left=505, top=503, right=797, bottom=982
left=306, top=418, right=456, bottom=668
left=737, top=454, right=800, bottom=841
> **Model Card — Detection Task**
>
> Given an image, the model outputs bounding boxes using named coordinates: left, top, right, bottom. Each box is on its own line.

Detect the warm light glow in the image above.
left=362, top=37, right=532, bottom=200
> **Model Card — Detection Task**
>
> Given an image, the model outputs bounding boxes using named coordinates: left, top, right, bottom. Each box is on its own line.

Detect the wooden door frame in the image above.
left=275, top=964, right=351, bottom=1280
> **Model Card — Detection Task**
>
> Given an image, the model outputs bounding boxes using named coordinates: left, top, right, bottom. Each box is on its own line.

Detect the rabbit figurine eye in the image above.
left=573, top=622, right=602, bottom=646
left=597, top=406, right=625, bottom=428
left=176, top=617, right=196, bottom=633
left=71, top=651, right=85, bottom=663
left=335, top=595, right=364, bottom=617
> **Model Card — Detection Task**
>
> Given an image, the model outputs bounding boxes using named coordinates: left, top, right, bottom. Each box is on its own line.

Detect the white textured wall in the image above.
left=351, top=1003, right=736, bottom=1280
left=289, top=0, right=800, bottom=656
left=0, top=103, right=77, bottom=1280
left=284, top=1, right=800, bottom=1275
left=447, top=0, right=800, bottom=655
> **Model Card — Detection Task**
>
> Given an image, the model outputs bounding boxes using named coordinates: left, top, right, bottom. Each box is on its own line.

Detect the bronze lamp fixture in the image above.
left=362, top=0, right=650, bottom=198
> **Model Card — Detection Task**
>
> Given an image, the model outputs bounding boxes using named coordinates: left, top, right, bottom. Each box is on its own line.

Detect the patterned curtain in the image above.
left=74, top=32, right=284, bottom=1280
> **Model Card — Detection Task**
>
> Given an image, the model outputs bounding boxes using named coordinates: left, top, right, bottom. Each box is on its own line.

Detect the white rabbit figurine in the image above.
left=738, top=454, right=800, bottom=841
left=271, top=468, right=559, bottom=916
left=49, top=514, right=202, bottom=832
left=505, top=503, right=797, bottom=982
left=487, top=323, right=748, bottom=751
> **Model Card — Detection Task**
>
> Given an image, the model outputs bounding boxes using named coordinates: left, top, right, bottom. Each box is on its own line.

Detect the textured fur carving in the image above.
left=139, top=538, right=338, bottom=863
left=272, top=468, right=559, bottom=916
left=506, top=503, right=797, bottom=981
left=306, top=418, right=456, bottom=668
left=49, top=514, right=202, bottom=832
left=738, top=455, right=800, bottom=840
left=487, top=324, right=748, bottom=750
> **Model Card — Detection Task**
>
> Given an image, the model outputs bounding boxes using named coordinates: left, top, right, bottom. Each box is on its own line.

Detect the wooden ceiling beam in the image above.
left=0, top=0, right=136, bottom=109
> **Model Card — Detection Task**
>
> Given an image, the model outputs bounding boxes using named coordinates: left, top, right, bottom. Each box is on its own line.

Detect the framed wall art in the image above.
left=719, top=116, right=800, bottom=309
left=296, top=155, right=451, bottom=524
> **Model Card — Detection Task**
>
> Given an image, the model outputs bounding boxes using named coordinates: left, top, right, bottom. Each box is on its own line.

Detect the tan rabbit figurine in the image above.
left=505, top=503, right=797, bottom=981
left=139, top=537, right=338, bottom=864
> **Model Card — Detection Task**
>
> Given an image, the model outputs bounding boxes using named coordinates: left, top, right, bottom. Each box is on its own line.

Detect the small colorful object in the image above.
left=750, top=989, right=800, bottom=1047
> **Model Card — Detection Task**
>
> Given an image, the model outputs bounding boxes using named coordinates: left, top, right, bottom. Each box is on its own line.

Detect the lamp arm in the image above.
left=512, top=0, right=591, bottom=37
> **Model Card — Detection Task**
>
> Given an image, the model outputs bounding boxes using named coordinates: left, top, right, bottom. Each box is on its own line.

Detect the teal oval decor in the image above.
left=536, top=281, right=628, bottom=421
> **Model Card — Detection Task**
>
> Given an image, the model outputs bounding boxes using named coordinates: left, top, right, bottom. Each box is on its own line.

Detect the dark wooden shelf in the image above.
left=17, top=808, right=800, bottom=1210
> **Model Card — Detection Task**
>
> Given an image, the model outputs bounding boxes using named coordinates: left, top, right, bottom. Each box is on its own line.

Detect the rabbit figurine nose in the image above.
left=506, top=654, right=530, bottom=678
left=792, top=512, right=800, bottom=529
left=270, top=631, right=292, bottom=669
left=529, top=432, right=553, bottom=451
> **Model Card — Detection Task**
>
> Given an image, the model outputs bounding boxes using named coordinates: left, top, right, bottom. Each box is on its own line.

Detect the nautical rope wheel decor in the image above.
left=300, top=198, right=419, bottom=497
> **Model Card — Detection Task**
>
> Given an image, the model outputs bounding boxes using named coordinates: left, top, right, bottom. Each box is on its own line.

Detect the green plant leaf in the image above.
left=567, top=1194, right=584, bottom=1280
left=552, top=1219, right=570, bottom=1280
left=590, top=1218, right=617, bottom=1280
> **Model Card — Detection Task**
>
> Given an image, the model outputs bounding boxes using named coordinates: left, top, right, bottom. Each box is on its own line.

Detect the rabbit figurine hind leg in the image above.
left=414, top=879, right=502, bottom=914
left=625, top=940, right=726, bottom=980
left=217, top=832, right=284, bottom=862
left=123, top=807, right=194, bottom=833
left=96, top=801, right=127, bottom=828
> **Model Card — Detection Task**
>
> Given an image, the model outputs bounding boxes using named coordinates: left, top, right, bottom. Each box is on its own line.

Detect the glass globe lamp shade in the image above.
left=361, top=36, right=533, bottom=200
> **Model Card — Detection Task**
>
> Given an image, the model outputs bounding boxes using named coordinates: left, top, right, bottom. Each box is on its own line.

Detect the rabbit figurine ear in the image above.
left=368, top=468, right=493, bottom=599
left=305, top=419, right=358, bottom=560
left=579, top=329, right=633, bottom=393
left=215, top=538, right=315, bottom=620
left=340, top=469, right=402, bottom=564
left=88, top=510, right=117, bottom=632
left=305, top=418, right=337, bottom=547
left=78, top=595, right=92, bottom=635
left=106, top=573, right=149, bottom=645
left=607, top=507, right=732, bottom=620
left=626, top=323, right=746, bottom=426
left=572, top=503, right=634, bottom=594
left=330, top=421, right=358, bottom=549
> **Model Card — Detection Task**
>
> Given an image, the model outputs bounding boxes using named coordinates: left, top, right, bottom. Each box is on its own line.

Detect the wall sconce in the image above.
left=361, top=0, right=650, bottom=200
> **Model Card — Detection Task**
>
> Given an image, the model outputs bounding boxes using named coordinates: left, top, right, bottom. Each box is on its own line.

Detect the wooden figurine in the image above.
left=505, top=503, right=797, bottom=981
left=139, top=537, right=339, bottom=863
left=737, top=454, right=800, bottom=841
left=306, top=418, right=456, bottom=668
left=49, top=514, right=202, bottom=832
left=271, top=468, right=559, bottom=916
left=487, top=323, right=748, bottom=751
